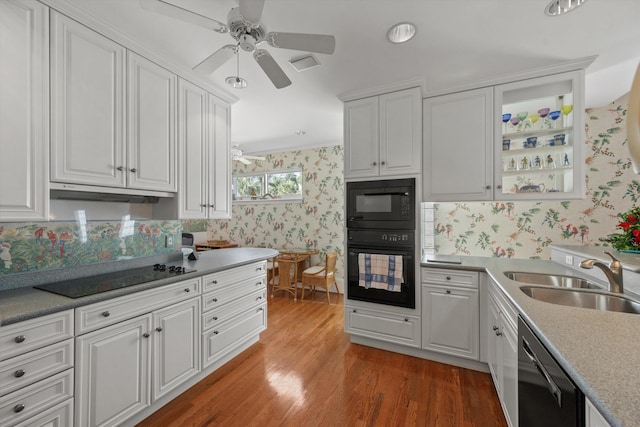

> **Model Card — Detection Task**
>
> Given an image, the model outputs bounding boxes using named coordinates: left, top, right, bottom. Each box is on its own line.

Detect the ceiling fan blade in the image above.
left=238, top=0, right=265, bottom=26
left=237, top=157, right=252, bottom=165
left=139, top=0, right=228, bottom=33
left=266, top=32, right=336, bottom=55
left=253, top=49, right=292, bottom=89
left=193, top=45, right=236, bottom=74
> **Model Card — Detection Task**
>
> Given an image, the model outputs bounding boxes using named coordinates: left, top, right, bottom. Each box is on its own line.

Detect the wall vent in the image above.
left=289, top=54, right=320, bottom=72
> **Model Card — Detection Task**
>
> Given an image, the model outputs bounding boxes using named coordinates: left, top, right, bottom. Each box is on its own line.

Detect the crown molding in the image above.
left=338, top=78, right=426, bottom=102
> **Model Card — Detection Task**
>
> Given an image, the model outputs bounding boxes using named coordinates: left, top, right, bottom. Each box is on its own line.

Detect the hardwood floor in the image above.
left=137, top=292, right=507, bottom=427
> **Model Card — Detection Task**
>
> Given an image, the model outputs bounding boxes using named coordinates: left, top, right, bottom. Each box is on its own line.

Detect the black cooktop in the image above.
left=34, top=264, right=196, bottom=299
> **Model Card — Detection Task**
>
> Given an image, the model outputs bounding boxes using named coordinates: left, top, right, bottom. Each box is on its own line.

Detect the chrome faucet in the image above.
left=260, top=193, right=274, bottom=199
left=579, top=251, right=624, bottom=293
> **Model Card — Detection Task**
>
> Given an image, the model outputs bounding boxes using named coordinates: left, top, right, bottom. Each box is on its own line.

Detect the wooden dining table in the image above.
left=271, top=248, right=319, bottom=300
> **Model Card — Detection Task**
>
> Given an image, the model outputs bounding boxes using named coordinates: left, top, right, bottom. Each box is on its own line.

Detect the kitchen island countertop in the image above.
left=422, top=254, right=640, bottom=427
left=0, top=247, right=278, bottom=326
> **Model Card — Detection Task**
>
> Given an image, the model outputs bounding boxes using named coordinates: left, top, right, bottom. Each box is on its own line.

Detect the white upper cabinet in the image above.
left=423, top=87, right=493, bottom=201
left=207, top=95, right=231, bottom=219
left=344, top=87, right=422, bottom=179
left=50, top=11, right=127, bottom=188
left=0, top=0, right=49, bottom=221
left=127, top=52, right=177, bottom=192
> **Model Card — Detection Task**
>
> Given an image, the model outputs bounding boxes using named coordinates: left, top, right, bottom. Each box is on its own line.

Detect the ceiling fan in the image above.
left=232, top=146, right=266, bottom=165
left=140, top=0, right=336, bottom=89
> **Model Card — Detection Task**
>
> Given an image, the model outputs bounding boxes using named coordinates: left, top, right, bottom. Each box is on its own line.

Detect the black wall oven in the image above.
left=346, top=178, right=416, bottom=309
left=346, top=178, right=415, bottom=230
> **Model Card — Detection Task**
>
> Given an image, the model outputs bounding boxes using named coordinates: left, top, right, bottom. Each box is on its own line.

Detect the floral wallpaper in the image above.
left=432, top=93, right=638, bottom=259
left=0, top=220, right=182, bottom=276
left=207, top=145, right=345, bottom=285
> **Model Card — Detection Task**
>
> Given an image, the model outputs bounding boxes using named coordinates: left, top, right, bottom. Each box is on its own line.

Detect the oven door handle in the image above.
left=522, top=337, right=562, bottom=408
left=362, top=191, right=408, bottom=196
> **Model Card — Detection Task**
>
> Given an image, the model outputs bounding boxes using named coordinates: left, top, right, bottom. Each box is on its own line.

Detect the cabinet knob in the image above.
left=116, top=166, right=124, bottom=172
left=209, top=204, right=215, bottom=208
left=143, top=332, right=150, bottom=338
left=485, top=185, right=491, bottom=190
left=212, top=280, right=218, bottom=284
left=381, top=161, right=386, bottom=165
left=213, top=317, right=218, bottom=321
left=212, top=298, right=218, bottom=302
left=446, top=276, right=451, bottom=280
left=404, top=318, right=409, bottom=322
left=495, top=330, right=503, bottom=336
left=14, top=335, right=25, bottom=343
left=213, top=330, right=219, bottom=335
left=258, top=307, right=264, bottom=312
left=102, top=311, right=110, bottom=318
left=256, top=296, right=262, bottom=301
left=130, top=168, right=137, bottom=173
left=446, top=289, right=451, bottom=294
left=13, top=404, right=25, bottom=413
left=184, top=288, right=191, bottom=293
left=256, top=281, right=262, bottom=286
left=200, top=204, right=207, bottom=207
left=492, top=325, right=499, bottom=331
left=497, top=185, right=503, bottom=189
left=155, top=327, right=163, bottom=332
left=14, top=369, right=25, bottom=378
left=372, top=162, right=377, bottom=166
left=352, top=309, right=357, bottom=313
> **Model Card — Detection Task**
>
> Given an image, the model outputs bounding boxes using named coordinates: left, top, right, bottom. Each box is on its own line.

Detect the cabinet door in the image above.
left=379, top=87, right=422, bottom=176
left=487, top=294, right=502, bottom=393
left=152, top=298, right=200, bottom=401
left=0, top=0, right=49, bottom=221
left=344, top=97, right=379, bottom=178
left=178, top=79, right=208, bottom=219
left=423, top=87, right=493, bottom=201
left=501, top=317, right=518, bottom=427
left=207, top=95, right=231, bottom=219
left=345, top=306, right=420, bottom=348
left=421, top=284, right=479, bottom=359
left=127, top=52, right=177, bottom=192
left=75, top=315, right=150, bottom=427
left=50, top=11, right=126, bottom=188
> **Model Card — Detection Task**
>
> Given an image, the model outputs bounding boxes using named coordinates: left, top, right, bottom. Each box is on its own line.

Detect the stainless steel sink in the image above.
left=521, top=286, right=640, bottom=314
left=504, top=271, right=601, bottom=289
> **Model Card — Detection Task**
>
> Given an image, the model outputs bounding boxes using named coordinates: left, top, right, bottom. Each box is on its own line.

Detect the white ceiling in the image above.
left=65, top=0, right=640, bottom=155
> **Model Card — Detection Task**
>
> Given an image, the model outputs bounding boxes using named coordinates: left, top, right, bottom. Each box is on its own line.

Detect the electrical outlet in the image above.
left=565, top=255, right=573, bottom=265
left=167, top=236, right=173, bottom=247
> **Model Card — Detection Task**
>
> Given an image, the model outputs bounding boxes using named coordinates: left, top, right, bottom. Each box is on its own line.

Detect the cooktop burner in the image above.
left=34, top=264, right=196, bottom=299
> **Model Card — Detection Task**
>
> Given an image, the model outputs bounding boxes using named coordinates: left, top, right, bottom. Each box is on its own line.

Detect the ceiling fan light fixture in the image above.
left=289, top=55, right=320, bottom=72
left=545, top=0, right=588, bottom=16
left=226, top=76, right=248, bottom=89
left=387, top=22, right=416, bottom=44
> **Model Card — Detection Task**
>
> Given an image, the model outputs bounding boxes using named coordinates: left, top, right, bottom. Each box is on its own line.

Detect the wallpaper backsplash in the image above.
left=0, top=220, right=181, bottom=276
left=205, top=145, right=345, bottom=284
left=432, top=93, right=638, bottom=259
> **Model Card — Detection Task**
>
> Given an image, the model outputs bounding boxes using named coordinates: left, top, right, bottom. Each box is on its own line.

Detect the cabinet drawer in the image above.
left=202, top=277, right=266, bottom=312
left=0, top=369, right=73, bottom=426
left=202, top=261, right=266, bottom=293
left=13, top=399, right=73, bottom=427
left=345, top=306, right=420, bottom=348
left=0, top=310, right=74, bottom=361
left=422, top=268, right=478, bottom=288
left=76, top=278, right=200, bottom=334
left=0, top=339, right=74, bottom=396
left=203, top=289, right=266, bottom=331
left=202, top=303, right=267, bottom=368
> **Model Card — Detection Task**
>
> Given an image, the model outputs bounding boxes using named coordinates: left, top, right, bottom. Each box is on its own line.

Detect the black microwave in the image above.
left=346, top=178, right=415, bottom=230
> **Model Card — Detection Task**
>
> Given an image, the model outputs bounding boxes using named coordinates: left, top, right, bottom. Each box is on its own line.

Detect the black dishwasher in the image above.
left=518, top=317, right=584, bottom=427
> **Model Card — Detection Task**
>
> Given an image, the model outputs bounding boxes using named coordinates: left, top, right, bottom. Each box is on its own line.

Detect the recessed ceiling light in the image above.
left=545, top=0, right=588, bottom=16
left=387, top=22, right=416, bottom=44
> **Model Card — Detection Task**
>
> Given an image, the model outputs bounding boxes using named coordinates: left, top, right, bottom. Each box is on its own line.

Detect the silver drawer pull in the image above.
left=184, top=288, right=191, bottom=293
left=258, top=307, right=264, bottom=312
left=14, top=404, right=25, bottom=413
left=213, top=330, right=219, bottom=335
left=211, top=280, right=218, bottom=284
left=256, top=296, right=262, bottom=301
left=14, top=335, right=25, bottom=343
left=211, top=298, right=218, bottom=303
left=102, top=311, right=110, bottom=318
left=256, top=281, right=262, bottom=286
left=213, top=316, right=218, bottom=321
left=256, top=267, right=263, bottom=271
left=14, top=369, right=25, bottom=378
left=156, top=327, right=163, bottom=332
left=143, top=333, right=150, bottom=338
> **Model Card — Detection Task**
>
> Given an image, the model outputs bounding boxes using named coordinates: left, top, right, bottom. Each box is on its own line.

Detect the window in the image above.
left=233, top=169, right=303, bottom=202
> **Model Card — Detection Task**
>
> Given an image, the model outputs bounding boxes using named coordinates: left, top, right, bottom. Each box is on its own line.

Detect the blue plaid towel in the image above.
left=358, top=253, right=403, bottom=292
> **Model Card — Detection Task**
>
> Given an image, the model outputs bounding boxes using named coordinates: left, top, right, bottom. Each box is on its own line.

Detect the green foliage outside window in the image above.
left=233, top=169, right=302, bottom=201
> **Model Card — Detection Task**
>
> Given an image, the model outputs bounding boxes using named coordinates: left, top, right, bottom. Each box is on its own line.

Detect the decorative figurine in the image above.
left=509, top=157, right=516, bottom=170
left=521, top=156, right=529, bottom=170
left=563, top=153, right=570, bottom=165
left=546, top=154, right=555, bottom=168
left=534, top=155, right=541, bottom=168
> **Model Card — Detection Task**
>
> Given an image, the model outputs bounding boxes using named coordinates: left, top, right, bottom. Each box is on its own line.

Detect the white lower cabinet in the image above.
left=344, top=306, right=421, bottom=348
left=586, top=397, right=611, bottom=427
left=75, top=281, right=200, bottom=427
left=421, top=268, right=479, bottom=359
left=487, top=278, right=518, bottom=427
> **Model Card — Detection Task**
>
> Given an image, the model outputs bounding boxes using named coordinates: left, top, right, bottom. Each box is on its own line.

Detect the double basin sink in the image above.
left=504, top=271, right=640, bottom=314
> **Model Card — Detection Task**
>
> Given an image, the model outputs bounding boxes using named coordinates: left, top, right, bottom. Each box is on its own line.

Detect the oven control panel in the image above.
left=347, top=229, right=414, bottom=246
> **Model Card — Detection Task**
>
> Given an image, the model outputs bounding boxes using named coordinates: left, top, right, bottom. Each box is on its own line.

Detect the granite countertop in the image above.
left=422, top=254, right=640, bottom=427
left=0, top=247, right=278, bottom=327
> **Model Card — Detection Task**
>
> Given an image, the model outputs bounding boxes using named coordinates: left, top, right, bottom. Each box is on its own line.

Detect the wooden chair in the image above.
left=266, top=257, right=278, bottom=294
left=271, top=255, right=298, bottom=301
left=301, top=252, right=339, bottom=304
